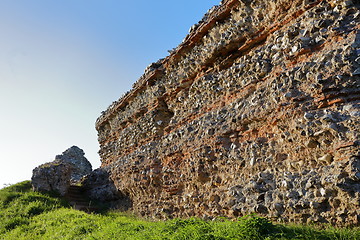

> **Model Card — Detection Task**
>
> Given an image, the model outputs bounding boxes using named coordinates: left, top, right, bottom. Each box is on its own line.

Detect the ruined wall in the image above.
left=96, top=0, right=360, bottom=225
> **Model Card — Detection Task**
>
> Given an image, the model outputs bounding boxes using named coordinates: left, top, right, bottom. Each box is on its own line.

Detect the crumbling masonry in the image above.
left=95, top=0, right=360, bottom=225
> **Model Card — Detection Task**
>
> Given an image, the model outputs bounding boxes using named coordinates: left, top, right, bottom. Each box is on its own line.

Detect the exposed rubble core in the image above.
left=55, top=146, right=92, bottom=183
left=31, top=146, right=92, bottom=196
left=96, top=0, right=360, bottom=225
left=81, top=167, right=132, bottom=211
left=31, top=161, right=71, bottom=196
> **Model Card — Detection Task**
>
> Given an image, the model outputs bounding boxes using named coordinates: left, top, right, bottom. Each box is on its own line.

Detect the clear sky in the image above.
left=0, top=0, right=220, bottom=188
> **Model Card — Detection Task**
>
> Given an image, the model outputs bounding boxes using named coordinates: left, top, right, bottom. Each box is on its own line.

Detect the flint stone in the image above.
left=55, top=146, right=92, bottom=183
left=31, top=146, right=92, bottom=196
left=31, top=161, right=71, bottom=196
left=81, top=168, right=132, bottom=210
left=81, top=168, right=119, bottom=201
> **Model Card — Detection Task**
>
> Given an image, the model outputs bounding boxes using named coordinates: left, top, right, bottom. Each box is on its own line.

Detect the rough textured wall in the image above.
left=96, top=0, right=360, bottom=225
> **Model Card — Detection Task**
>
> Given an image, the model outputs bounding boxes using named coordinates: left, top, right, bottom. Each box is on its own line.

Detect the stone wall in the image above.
left=96, top=0, right=360, bottom=225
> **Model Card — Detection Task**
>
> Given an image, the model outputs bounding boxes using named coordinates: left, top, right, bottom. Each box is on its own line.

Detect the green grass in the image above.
left=1, top=181, right=360, bottom=239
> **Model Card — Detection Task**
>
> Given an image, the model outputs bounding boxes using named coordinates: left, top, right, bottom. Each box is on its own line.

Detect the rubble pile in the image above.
left=54, top=146, right=92, bottom=183
left=31, top=146, right=92, bottom=196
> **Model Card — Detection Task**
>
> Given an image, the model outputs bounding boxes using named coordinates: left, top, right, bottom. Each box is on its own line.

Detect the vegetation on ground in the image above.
left=1, top=181, right=360, bottom=239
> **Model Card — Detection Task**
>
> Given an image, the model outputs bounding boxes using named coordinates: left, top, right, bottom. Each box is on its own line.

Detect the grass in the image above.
left=1, top=181, right=360, bottom=239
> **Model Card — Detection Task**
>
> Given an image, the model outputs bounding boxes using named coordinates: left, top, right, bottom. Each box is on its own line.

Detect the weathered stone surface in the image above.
left=55, top=146, right=92, bottom=183
left=31, top=146, right=92, bottom=196
left=31, top=162, right=71, bottom=196
left=81, top=168, right=132, bottom=210
left=96, top=0, right=360, bottom=225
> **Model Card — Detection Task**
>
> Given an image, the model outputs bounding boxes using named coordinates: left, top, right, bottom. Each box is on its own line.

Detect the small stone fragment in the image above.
left=318, top=154, right=333, bottom=164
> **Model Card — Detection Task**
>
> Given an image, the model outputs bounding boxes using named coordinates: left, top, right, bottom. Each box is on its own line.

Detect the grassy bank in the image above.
left=1, top=181, right=359, bottom=239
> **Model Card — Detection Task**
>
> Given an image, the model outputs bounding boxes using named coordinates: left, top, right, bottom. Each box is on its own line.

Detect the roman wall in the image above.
left=96, top=0, right=360, bottom=225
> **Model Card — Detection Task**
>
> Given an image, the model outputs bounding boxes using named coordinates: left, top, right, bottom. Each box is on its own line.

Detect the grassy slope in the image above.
left=1, top=181, right=359, bottom=240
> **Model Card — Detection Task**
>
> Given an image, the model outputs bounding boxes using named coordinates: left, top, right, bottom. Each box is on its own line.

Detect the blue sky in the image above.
left=0, top=0, right=219, bottom=187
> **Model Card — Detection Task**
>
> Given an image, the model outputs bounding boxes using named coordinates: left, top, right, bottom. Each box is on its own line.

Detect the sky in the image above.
left=0, top=0, right=220, bottom=188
